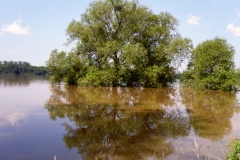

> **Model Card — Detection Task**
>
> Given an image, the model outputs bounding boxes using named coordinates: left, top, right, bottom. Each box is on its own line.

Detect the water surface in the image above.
left=0, top=76, right=240, bottom=160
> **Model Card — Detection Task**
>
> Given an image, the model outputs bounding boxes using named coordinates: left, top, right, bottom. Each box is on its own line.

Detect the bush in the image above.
left=227, top=138, right=240, bottom=160
left=182, top=37, right=237, bottom=91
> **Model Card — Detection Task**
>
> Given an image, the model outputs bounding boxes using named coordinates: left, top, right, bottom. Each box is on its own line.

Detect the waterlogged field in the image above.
left=0, top=76, right=240, bottom=160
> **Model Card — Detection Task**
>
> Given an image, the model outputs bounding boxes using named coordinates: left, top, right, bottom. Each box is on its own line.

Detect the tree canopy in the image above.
left=46, top=0, right=192, bottom=87
left=182, top=37, right=237, bottom=91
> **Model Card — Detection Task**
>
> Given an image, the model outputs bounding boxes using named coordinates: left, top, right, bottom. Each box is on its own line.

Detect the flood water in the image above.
left=0, top=76, right=240, bottom=160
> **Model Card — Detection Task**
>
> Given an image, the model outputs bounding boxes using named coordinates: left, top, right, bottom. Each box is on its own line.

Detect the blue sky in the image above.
left=0, top=0, right=240, bottom=68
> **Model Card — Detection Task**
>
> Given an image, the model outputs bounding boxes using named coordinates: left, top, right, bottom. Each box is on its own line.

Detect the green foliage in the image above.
left=236, top=68, right=240, bottom=87
left=47, top=0, right=192, bottom=87
left=46, top=50, right=67, bottom=84
left=182, top=37, right=237, bottom=91
left=0, top=61, right=48, bottom=76
left=46, top=50, right=83, bottom=84
left=77, top=66, right=115, bottom=86
left=227, top=138, right=240, bottom=160
left=140, top=65, right=176, bottom=87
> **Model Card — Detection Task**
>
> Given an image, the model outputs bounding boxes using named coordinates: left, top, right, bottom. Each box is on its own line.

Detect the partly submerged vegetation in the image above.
left=182, top=37, right=237, bottom=91
left=226, top=138, right=240, bottom=160
left=46, top=0, right=192, bottom=87
left=46, top=0, right=239, bottom=91
left=236, top=68, right=240, bottom=87
left=0, top=61, right=49, bottom=76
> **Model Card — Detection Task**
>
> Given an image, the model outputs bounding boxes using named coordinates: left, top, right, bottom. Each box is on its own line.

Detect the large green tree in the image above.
left=182, top=37, right=237, bottom=91
left=47, top=0, right=192, bottom=87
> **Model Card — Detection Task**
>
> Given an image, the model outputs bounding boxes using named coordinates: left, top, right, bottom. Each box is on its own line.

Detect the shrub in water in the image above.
left=227, top=138, right=240, bottom=160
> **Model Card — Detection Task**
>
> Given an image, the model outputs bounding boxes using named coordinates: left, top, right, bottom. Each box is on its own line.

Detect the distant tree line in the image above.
left=0, top=61, right=49, bottom=76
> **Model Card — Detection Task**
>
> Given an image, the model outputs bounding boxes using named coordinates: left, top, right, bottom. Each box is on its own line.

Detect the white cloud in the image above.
left=0, top=17, right=30, bottom=36
left=226, top=23, right=240, bottom=37
left=188, top=14, right=201, bottom=25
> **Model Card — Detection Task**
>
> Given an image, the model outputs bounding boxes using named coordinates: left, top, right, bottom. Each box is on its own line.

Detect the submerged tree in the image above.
left=46, top=0, right=192, bottom=87
left=182, top=37, right=237, bottom=91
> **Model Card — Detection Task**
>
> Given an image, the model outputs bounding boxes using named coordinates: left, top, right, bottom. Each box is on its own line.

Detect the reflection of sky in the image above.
left=169, top=137, right=225, bottom=159
left=0, top=112, right=28, bottom=127
left=167, top=92, right=240, bottom=160
left=0, top=78, right=51, bottom=127
left=0, top=109, right=79, bottom=160
left=0, top=78, right=79, bottom=159
left=231, top=114, right=240, bottom=138
left=1, top=77, right=240, bottom=159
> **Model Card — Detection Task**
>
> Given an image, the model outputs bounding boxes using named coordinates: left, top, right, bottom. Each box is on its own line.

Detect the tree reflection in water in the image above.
left=45, top=85, right=190, bottom=160
left=180, top=88, right=240, bottom=141
left=0, top=75, right=49, bottom=87
left=0, top=75, right=31, bottom=87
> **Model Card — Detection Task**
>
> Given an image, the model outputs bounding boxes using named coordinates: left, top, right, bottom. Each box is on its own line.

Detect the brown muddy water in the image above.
left=0, top=76, right=240, bottom=160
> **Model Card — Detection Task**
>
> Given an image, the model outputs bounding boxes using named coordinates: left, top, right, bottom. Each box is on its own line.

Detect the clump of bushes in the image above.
left=226, top=138, right=240, bottom=160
